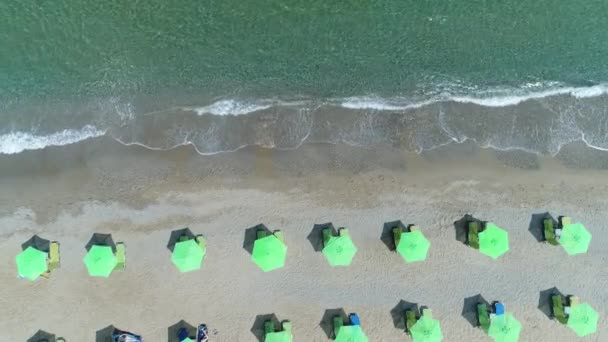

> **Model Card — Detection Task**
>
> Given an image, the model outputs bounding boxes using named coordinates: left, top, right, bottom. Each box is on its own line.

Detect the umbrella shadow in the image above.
left=251, top=313, right=280, bottom=342
left=390, top=300, right=420, bottom=330
left=243, top=224, right=272, bottom=255
left=308, top=223, right=335, bottom=252
left=27, top=329, right=56, bottom=342
left=167, top=228, right=196, bottom=252
left=168, top=320, right=196, bottom=342
left=381, top=220, right=406, bottom=251
left=320, top=308, right=348, bottom=339
left=453, top=214, right=484, bottom=244
left=21, top=235, right=50, bottom=253
left=529, top=212, right=556, bottom=243
left=86, top=233, right=116, bottom=253
left=538, top=287, right=565, bottom=320
left=95, top=325, right=116, bottom=342
left=462, top=294, right=490, bottom=328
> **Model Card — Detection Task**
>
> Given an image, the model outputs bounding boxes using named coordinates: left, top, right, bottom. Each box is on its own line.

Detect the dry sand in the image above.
left=0, top=139, right=606, bottom=341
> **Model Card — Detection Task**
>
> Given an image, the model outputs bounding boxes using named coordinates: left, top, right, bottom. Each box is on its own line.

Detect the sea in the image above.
left=2, top=0, right=608, bottom=156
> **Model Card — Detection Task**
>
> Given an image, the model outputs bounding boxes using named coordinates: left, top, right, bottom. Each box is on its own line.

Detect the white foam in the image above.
left=0, top=125, right=106, bottom=154
left=193, top=99, right=274, bottom=116
left=340, top=83, right=608, bottom=110
left=450, top=83, right=608, bottom=107
left=340, top=97, right=409, bottom=110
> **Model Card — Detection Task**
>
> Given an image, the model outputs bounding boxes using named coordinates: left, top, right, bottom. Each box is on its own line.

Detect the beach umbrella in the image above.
left=478, top=223, right=509, bottom=259
left=335, top=325, right=369, bottom=342
left=84, top=245, right=117, bottom=277
left=559, top=223, right=592, bottom=255
left=410, top=316, right=443, bottom=342
left=15, top=246, right=48, bottom=281
left=180, top=338, right=194, bottom=342
left=396, top=230, right=431, bottom=263
left=567, top=303, right=598, bottom=337
left=488, top=313, right=521, bottom=342
left=322, top=235, right=358, bottom=266
left=265, top=331, right=293, bottom=342
left=171, top=239, right=205, bottom=272
left=251, top=235, right=287, bottom=272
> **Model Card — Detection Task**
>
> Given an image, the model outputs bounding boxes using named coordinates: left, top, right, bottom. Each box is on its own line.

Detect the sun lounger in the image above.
left=115, top=242, right=126, bottom=270
left=560, top=216, right=572, bottom=227
left=333, top=316, right=344, bottom=338
left=338, top=228, right=350, bottom=237
left=113, top=331, right=142, bottom=342
left=349, top=313, right=361, bottom=326
left=405, top=310, right=418, bottom=333
left=197, top=324, right=209, bottom=342
left=568, top=295, right=580, bottom=307
left=552, top=295, right=567, bottom=324
left=543, top=219, right=559, bottom=245
left=323, top=228, right=333, bottom=247
left=265, top=320, right=276, bottom=335
left=421, top=308, right=433, bottom=319
left=282, top=320, right=293, bottom=335
left=48, top=241, right=60, bottom=271
left=468, top=222, right=480, bottom=250
left=196, top=235, right=206, bottom=250
left=477, top=303, right=490, bottom=332
left=409, top=225, right=420, bottom=232
left=273, top=230, right=284, bottom=243
left=257, top=230, right=268, bottom=240
left=494, top=302, right=505, bottom=316
left=393, top=226, right=403, bottom=249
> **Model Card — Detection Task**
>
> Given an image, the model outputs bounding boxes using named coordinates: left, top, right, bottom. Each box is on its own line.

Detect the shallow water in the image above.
left=2, top=0, right=608, bottom=156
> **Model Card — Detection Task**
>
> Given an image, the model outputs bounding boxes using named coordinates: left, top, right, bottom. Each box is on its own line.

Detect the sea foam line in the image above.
left=0, top=125, right=106, bottom=155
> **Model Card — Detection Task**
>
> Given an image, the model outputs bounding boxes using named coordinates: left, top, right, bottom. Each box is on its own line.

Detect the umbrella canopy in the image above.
left=84, top=245, right=117, bottom=277
left=265, top=331, right=293, bottom=342
left=180, top=338, right=194, bottom=342
left=567, top=303, right=599, bottom=337
left=171, top=239, right=205, bottom=272
left=478, top=223, right=509, bottom=259
left=335, top=325, right=368, bottom=342
left=410, top=316, right=443, bottom=342
left=322, top=235, right=358, bottom=266
left=559, top=223, right=592, bottom=255
left=251, top=235, right=287, bottom=272
left=488, top=313, right=521, bottom=342
left=396, top=230, right=431, bottom=263
left=16, top=246, right=48, bottom=281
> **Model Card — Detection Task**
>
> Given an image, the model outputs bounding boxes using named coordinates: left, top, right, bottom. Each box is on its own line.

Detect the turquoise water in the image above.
left=2, top=1, right=608, bottom=155
left=3, top=0, right=608, bottom=102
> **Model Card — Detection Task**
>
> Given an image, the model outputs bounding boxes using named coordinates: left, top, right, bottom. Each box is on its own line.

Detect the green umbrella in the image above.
left=567, top=303, right=599, bottom=337
left=478, top=223, right=509, bottom=259
left=322, top=235, right=358, bottom=266
left=488, top=313, right=521, bottom=342
left=171, top=239, right=205, bottom=272
left=15, top=246, right=48, bottom=281
left=265, top=330, right=293, bottom=342
left=559, top=223, right=592, bottom=255
left=410, top=316, right=443, bottom=342
left=180, top=338, right=194, bottom=342
left=251, top=235, right=287, bottom=272
left=83, top=245, right=117, bottom=277
left=335, top=325, right=368, bottom=342
left=396, top=230, right=431, bottom=263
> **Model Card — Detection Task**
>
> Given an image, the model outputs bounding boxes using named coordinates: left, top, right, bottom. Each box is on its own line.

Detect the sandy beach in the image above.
left=1, top=139, right=606, bottom=341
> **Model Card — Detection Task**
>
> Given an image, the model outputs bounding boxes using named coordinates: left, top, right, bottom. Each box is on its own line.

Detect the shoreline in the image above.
left=0, top=140, right=607, bottom=340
